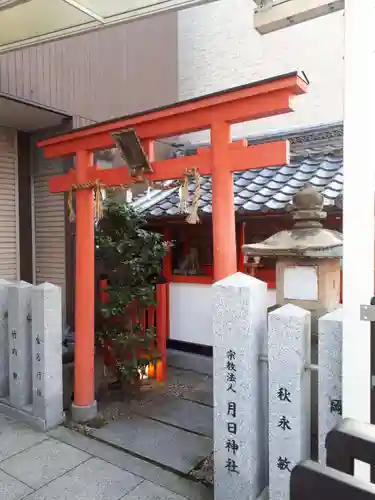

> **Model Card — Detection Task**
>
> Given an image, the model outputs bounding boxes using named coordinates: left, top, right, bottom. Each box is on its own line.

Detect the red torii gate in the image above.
left=38, top=71, right=308, bottom=422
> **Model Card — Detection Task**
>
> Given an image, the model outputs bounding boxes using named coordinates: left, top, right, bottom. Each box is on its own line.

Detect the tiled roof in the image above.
left=133, top=149, right=343, bottom=217
left=133, top=125, right=344, bottom=218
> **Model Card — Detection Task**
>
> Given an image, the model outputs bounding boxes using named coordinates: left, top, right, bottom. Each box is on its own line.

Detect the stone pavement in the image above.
left=92, top=350, right=213, bottom=477
left=0, top=412, right=213, bottom=500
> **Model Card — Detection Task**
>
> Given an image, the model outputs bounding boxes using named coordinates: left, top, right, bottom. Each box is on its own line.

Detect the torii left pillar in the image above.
left=71, top=150, right=97, bottom=422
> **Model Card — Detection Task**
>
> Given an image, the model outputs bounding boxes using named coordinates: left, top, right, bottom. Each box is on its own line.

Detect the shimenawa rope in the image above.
left=67, top=168, right=201, bottom=224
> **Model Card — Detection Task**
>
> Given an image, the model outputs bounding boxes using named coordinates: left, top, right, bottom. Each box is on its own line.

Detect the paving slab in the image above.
left=0, top=420, right=46, bottom=462
left=0, top=412, right=212, bottom=500
left=91, top=414, right=212, bottom=474
left=167, top=351, right=212, bottom=376
left=131, top=395, right=213, bottom=438
left=0, top=438, right=89, bottom=489
left=122, top=481, right=189, bottom=500
left=0, top=469, right=33, bottom=500
left=49, top=426, right=213, bottom=500
left=25, top=457, right=142, bottom=500
left=181, top=377, right=213, bottom=407
left=161, top=368, right=213, bottom=406
left=164, top=368, right=210, bottom=398
left=0, top=413, right=14, bottom=429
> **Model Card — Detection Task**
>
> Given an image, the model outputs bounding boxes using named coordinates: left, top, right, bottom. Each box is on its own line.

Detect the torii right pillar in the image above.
left=342, top=0, right=375, bottom=481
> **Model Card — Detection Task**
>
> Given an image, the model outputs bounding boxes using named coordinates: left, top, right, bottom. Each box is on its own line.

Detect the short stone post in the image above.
left=8, top=281, right=33, bottom=408
left=318, top=307, right=343, bottom=465
left=32, top=283, right=64, bottom=429
left=268, top=304, right=311, bottom=500
left=0, top=279, right=11, bottom=397
left=213, top=272, right=268, bottom=500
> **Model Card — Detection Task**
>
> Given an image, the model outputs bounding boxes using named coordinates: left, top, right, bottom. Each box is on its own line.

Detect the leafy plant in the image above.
left=95, top=198, right=170, bottom=386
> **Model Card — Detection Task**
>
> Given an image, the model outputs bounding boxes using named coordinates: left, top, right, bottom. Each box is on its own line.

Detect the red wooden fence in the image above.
left=98, top=279, right=168, bottom=382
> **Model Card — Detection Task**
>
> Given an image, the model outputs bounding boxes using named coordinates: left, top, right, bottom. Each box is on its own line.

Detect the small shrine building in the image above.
left=132, top=123, right=343, bottom=349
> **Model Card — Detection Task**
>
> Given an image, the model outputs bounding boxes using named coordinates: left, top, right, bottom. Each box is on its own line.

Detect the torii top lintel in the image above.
left=38, top=71, right=308, bottom=160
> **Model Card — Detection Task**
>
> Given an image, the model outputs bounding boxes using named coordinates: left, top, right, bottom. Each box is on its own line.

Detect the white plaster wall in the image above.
left=178, top=0, right=344, bottom=143
left=170, top=283, right=276, bottom=346
left=169, top=283, right=213, bottom=345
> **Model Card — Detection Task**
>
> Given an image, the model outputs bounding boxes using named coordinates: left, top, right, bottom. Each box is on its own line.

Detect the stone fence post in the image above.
left=318, top=307, right=343, bottom=464
left=32, top=283, right=64, bottom=429
left=0, top=280, right=64, bottom=430
left=213, top=272, right=268, bottom=500
left=8, top=281, right=33, bottom=408
left=268, top=304, right=311, bottom=500
left=0, top=279, right=11, bottom=397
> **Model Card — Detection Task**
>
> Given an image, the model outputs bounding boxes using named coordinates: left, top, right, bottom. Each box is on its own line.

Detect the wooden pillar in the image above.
left=163, top=226, right=173, bottom=279
left=99, top=278, right=108, bottom=304
left=142, top=139, right=155, bottom=161
left=342, top=0, right=375, bottom=481
left=156, top=283, right=168, bottom=382
left=238, top=221, right=246, bottom=272
left=211, top=122, right=237, bottom=281
left=162, top=226, right=171, bottom=339
left=72, top=149, right=97, bottom=422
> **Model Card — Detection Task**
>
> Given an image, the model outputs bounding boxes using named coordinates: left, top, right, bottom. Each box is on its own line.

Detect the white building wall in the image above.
left=169, top=283, right=276, bottom=346
left=178, top=0, right=344, bottom=142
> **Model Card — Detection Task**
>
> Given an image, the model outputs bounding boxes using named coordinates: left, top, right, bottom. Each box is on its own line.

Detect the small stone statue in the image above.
left=178, top=247, right=200, bottom=275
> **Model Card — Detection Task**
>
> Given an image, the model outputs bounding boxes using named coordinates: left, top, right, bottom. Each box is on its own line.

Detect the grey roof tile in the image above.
left=236, top=176, right=251, bottom=187
left=278, top=164, right=295, bottom=175
left=258, top=186, right=277, bottom=197
left=322, top=187, right=341, bottom=199
left=272, top=191, right=293, bottom=203
left=298, top=162, right=318, bottom=174
left=329, top=178, right=344, bottom=191
left=168, top=205, right=180, bottom=215
left=133, top=146, right=344, bottom=217
left=309, top=174, right=334, bottom=185
left=265, top=199, right=287, bottom=210
left=293, top=169, right=312, bottom=182
left=287, top=177, right=306, bottom=188
left=279, top=184, right=297, bottom=195
left=242, top=200, right=262, bottom=211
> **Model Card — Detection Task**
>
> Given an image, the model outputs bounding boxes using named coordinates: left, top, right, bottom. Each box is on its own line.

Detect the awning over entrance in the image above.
left=0, top=92, right=70, bottom=131
left=0, top=0, right=218, bottom=53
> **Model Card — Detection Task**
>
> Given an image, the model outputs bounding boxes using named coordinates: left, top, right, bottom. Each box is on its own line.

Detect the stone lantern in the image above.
left=242, top=184, right=343, bottom=329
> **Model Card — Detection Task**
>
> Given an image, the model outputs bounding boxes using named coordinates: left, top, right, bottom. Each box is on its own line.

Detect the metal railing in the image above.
left=291, top=419, right=375, bottom=499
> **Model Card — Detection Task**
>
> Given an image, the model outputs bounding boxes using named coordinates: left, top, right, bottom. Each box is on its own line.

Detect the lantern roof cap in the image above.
left=242, top=184, right=343, bottom=258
